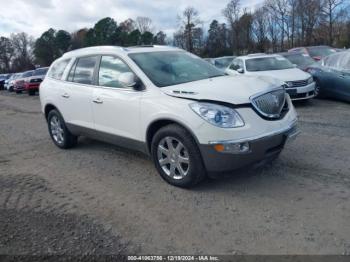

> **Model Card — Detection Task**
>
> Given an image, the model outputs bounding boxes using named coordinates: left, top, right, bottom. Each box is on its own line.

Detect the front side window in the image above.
left=245, top=56, right=294, bottom=72
left=48, top=59, right=70, bottom=80
left=69, top=56, right=98, bottom=85
left=129, top=51, right=224, bottom=87
left=98, top=56, right=133, bottom=88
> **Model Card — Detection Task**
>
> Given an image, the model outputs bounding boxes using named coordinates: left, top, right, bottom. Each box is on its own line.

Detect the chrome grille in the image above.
left=251, top=89, right=286, bottom=119
left=287, top=80, right=308, bottom=88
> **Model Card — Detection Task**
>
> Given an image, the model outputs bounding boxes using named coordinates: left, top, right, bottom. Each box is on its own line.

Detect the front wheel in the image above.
left=314, top=80, right=323, bottom=98
left=151, top=124, right=206, bottom=188
left=47, top=110, right=77, bottom=149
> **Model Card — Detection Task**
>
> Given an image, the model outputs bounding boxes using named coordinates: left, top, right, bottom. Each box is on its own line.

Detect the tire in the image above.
left=9, top=86, right=14, bottom=92
left=28, top=90, right=35, bottom=96
left=47, top=109, right=77, bottom=149
left=151, top=124, right=206, bottom=188
left=314, top=79, right=323, bottom=98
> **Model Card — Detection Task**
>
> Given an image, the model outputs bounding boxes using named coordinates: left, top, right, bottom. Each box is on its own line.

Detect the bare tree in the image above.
left=136, top=17, right=154, bottom=34
left=177, top=7, right=202, bottom=52
left=321, top=0, right=345, bottom=45
left=223, top=0, right=241, bottom=54
left=253, top=7, right=269, bottom=51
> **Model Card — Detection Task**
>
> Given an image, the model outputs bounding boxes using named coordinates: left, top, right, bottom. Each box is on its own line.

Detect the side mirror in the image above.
left=237, top=68, right=244, bottom=74
left=118, top=72, right=143, bottom=90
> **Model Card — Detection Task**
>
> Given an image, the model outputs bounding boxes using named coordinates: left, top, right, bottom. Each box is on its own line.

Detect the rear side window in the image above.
left=48, top=59, right=70, bottom=80
left=68, top=56, right=98, bottom=85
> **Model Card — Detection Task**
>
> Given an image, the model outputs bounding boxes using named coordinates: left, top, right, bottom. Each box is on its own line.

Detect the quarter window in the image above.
left=98, top=56, right=133, bottom=88
left=70, top=56, right=98, bottom=85
left=48, top=59, right=70, bottom=80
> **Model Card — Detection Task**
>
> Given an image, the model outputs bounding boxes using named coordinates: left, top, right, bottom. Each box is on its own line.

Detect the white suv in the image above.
left=225, top=54, right=316, bottom=101
left=40, top=46, right=298, bottom=187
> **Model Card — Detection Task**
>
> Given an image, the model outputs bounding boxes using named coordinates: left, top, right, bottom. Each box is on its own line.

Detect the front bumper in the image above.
left=286, top=82, right=315, bottom=100
left=199, top=121, right=299, bottom=175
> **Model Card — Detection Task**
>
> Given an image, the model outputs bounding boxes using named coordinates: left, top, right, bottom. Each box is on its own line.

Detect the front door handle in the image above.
left=93, top=98, right=103, bottom=104
left=62, top=93, right=70, bottom=98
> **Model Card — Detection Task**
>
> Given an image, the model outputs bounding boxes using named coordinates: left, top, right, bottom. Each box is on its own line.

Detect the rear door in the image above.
left=61, top=55, right=98, bottom=129
left=92, top=55, right=143, bottom=142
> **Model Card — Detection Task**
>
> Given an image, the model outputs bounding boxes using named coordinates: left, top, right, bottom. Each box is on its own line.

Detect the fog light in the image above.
left=214, top=142, right=250, bottom=154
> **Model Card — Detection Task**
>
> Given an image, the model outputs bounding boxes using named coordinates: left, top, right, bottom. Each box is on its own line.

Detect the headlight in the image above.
left=189, top=102, right=244, bottom=128
left=307, top=77, right=313, bottom=84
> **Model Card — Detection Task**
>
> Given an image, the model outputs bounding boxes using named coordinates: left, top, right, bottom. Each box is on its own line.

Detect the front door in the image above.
left=92, top=55, right=143, bottom=142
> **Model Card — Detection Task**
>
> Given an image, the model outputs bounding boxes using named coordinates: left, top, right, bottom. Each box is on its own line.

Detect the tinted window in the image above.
left=71, top=56, right=98, bottom=85
left=33, top=68, right=48, bottom=76
left=48, top=59, right=70, bottom=80
left=129, top=51, right=224, bottom=87
left=284, top=54, right=315, bottom=67
left=98, top=56, right=133, bottom=88
left=308, top=47, right=336, bottom=58
left=246, top=56, right=294, bottom=72
left=23, top=71, right=34, bottom=77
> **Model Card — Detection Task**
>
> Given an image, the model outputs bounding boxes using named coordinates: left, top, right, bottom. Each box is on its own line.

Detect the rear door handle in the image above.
left=93, top=98, right=103, bottom=104
left=62, top=93, right=70, bottom=98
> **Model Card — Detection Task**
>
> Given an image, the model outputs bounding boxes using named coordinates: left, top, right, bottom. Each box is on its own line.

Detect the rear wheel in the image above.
left=151, top=124, right=206, bottom=188
left=47, top=109, right=77, bottom=149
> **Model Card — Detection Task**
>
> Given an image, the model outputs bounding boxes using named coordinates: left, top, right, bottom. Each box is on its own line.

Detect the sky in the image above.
left=0, top=0, right=264, bottom=38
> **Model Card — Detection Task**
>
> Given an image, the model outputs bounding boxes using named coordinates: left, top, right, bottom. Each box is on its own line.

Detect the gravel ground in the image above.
left=0, top=91, right=349, bottom=256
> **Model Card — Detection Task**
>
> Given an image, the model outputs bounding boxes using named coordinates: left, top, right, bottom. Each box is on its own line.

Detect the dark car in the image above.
left=14, top=70, right=34, bottom=93
left=288, top=46, right=337, bottom=61
left=306, top=51, right=350, bottom=102
left=24, top=67, right=49, bottom=95
left=280, top=52, right=316, bottom=71
left=0, top=74, right=11, bottom=90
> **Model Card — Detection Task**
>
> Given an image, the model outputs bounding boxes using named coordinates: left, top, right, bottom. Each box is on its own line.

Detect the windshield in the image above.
left=214, top=57, right=234, bottom=69
left=308, top=47, right=336, bottom=58
left=33, top=68, right=48, bottom=76
left=284, top=54, right=315, bottom=67
left=129, top=51, right=225, bottom=87
left=246, top=56, right=294, bottom=72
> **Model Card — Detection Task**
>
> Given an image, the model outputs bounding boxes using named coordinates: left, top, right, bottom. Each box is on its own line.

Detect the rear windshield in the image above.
left=129, top=51, right=224, bottom=87
left=283, top=54, right=315, bottom=67
left=33, top=68, right=48, bottom=76
left=246, top=56, right=294, bottom=72
left=22, top=71, right=34, bottom=77
left=308, top=47, right=336, bottom=58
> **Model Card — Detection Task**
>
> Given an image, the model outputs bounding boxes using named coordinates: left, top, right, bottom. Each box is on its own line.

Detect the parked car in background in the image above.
left=6, top=73, right=21, bottom=92
left=280, top=52, right=316, bottom=71
left=40, top=46, right=298, bottom=187
left=288, top=46, right=337, bottom=61
left=226, top=54, right=315, bottom=101
left=14, top=70, right=34, bottom=93
left=306, top=51, right=350, bottom=102
left=0, top=74, right=11, bottom=90
left=3, top=74, right=14, bottom=90
left=212, top=56, right=236, bottom=70
left=24, top=67, right=49, bottom=95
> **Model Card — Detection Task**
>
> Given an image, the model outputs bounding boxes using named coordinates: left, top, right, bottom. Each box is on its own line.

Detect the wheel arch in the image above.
left=145, top=118, right=201, bottom=154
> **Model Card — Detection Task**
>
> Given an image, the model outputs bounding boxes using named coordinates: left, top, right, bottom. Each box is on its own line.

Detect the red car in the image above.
left=24, top=67, right=49, bottom=95
left=14, top=70, right=34, bottom=93
left=288, top=46, right=337, bottom=61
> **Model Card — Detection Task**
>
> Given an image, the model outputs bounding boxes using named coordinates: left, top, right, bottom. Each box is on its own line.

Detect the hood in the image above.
left=246, top=68, right=311, bottom=82
left=160, top=75, right=284, bottom=105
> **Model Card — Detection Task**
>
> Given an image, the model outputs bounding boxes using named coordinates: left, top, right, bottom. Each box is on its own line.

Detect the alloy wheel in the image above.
left=157, top=137, right=190, bottom=180
left=50, top=116, right=64, bottom=144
